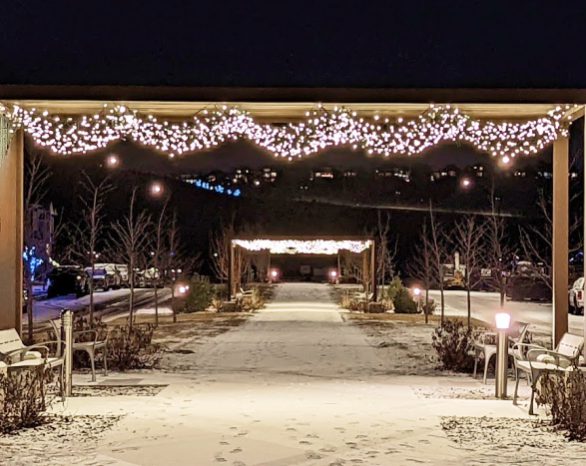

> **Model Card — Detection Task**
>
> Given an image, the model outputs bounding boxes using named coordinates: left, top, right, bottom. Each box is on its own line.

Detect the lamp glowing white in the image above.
left=495, top=312, right=511, bottom=330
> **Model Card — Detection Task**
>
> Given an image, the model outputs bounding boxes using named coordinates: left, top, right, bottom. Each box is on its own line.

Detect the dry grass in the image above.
left=346, top=312, right=489, bottom=329
left=107, top=312, right=253, bottom=347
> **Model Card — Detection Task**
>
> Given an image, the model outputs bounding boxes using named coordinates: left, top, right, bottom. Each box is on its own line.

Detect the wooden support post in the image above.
left=361, top=250, right=366, bottom=292
left=267, top=250, right=271, bottom=282
left=583, top=109, right=586, bottom=357
left=228, top=241, right=235, bottom=299
left=371, top=241, right=377, bottom=301
left=0, top=126, right=23, bottom=333
left=236, top=246, right=242, bottom=292
left=552, top=135, right=569, bottom=346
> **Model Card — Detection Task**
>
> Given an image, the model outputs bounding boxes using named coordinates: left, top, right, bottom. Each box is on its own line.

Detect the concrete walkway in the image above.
left=46, top=283, right=542, bottom=465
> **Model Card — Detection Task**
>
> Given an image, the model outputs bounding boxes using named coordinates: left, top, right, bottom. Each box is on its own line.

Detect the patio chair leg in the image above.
left=89, top=349, right=96, bottom=382
left=103, top=346, right=108, bottom=376
left=59, top=365, right=65, bottom=401
left=513, top=369, right=520, bottom=405
left=483, top=353, right=491, bottom=385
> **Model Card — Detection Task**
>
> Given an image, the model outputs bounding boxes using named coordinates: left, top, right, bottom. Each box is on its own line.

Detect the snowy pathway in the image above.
left=33, top=283, right=573, bottom=466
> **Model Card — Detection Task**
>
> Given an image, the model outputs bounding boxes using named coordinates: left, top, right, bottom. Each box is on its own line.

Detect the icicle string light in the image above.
left=232, top=239, right=372, bottom=255
left=0, top=103, right=573, bottom=162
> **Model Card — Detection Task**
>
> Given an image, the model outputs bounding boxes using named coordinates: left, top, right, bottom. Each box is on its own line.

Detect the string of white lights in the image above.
left=0, top=103, right=572, bottom=162
left=232, top=239, right=372, bottom=255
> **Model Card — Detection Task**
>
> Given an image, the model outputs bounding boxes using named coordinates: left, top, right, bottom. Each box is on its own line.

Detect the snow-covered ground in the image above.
left=4, top=283, right=585, bottom=465
left=31, top=288, right=172, bottom=323
left=428, top=289, right=585, bottom=336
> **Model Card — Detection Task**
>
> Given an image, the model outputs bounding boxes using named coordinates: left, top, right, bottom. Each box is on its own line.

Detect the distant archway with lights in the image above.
left=229, top=236, right=377, bottom=300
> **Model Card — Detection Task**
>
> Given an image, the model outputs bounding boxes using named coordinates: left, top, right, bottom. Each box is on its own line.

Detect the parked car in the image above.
left=507, top=261, right=549, bottom=302
left=47, top=266, right=88, bottom=298
left=135, top=267, right=161, bottom=288
left=85, top=263, right=128, bottom=291
left=569, top=277, right=584, bottom=315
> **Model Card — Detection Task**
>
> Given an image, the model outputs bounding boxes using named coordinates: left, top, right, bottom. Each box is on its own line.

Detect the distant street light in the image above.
left=460, top=177, right=472, bottom=189
left=149, top=181, right=164, bottom=197
left=106, top=154, right=120, bottom=168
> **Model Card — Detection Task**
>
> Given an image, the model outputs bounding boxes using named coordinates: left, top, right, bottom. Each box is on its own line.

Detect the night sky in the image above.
left=1, top=1, right=586, bottom=88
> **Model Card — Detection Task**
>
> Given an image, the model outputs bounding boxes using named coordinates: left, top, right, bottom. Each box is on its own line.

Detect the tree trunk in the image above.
left=128, top=265, right=135, bottom=328
left=424, top=286, right=429, bottom=324
left=171, top=285, right=177, bottom=323
left=154, top=284, right=159, bottom=327
left=439, top=282, right=445, bottom=326
left=466, top=286, right=471, bottom=330
left=89, top=262, right=95, bottom=324
left=26, top=274, right=34, bottom=344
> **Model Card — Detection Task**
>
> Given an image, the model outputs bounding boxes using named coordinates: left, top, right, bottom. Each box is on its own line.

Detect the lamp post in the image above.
left=413, top=287, right=422, bottom=313
left=61, top=308, right=73, bottom=398
left=495, top=312, right=511, bottom=399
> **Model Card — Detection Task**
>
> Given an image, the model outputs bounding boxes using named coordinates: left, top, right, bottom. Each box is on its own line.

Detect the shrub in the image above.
left=0, top=365, right=53, bottom=433
left=107, top=324, right=160, bottom=371
left=431, top=320, right=475, bottom=372
left=537, top=364, right=586, bottom=441
left=366, top=302, right=386, bottom=313
left=380, top=276, right=403, bottom=305
left=181, top=277, right=215, bottom=313
left=393, top=287, right=418, bottom=314
left=422, top=299, right=436, bottom=316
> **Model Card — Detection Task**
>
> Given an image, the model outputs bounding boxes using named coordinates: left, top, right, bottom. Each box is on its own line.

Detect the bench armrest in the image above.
left=528, top=348, right=575, bottom=366
left=5, top=344, right=51, bottom=362
left=511, top=343, right=545, bottom=360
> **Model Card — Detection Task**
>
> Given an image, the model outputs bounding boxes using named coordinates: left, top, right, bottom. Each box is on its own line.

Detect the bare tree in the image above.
left=23, top=151, right=51, bottom=342
left=210, top=217, right=250, bottom=285
left=210, top=221, right=234, bottom=283
left=407, top=221, right=433, bottom=324
left=165, top=211, right=181, bottom=323
left=519, top=192, right=552, bottom=291
left=374, top=211, right=398, bottom=287
left=519, top=191, right=582, bottom=292
left=454, top=215, right=486, bottom=329
left=486, top=189, right=513, bottom=309
left=69, top=172, right=112, bottom=323
left=340, top=250, right=364, bottom=284
left=428, top=201, right=449, bottom=325
left=150, top=200, right=168, bottom=326
left=111, top=188, right=152, bottom=327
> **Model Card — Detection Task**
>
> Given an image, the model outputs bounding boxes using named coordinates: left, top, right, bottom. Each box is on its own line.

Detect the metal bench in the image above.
left=512, top=332, right=584, bottom=414
left=0, top=328, right=65, bottom=397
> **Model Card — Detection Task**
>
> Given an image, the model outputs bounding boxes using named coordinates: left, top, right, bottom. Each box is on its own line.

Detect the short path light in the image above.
left=495, top=312, right=511, bottom=399
left=412, top=287, right=422, bottom=313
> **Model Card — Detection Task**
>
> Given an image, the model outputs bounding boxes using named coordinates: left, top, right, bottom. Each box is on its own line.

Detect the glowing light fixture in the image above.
left=233, top=239, right=372, bottom=255
left=0, top=103, right=573, bottom=165
left=495, top=312, right=511, bottom=330
left=106, top=154, right=120, bottom=168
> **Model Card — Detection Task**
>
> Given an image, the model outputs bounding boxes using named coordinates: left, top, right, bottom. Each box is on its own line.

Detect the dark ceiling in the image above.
left=1, top=1, right=585, bottom=89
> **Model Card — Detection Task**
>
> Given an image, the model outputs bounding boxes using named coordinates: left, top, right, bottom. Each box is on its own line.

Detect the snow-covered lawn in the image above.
left=3, top=283, right=585, bottom=465
left=30, top=287, right=172, bottom=323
